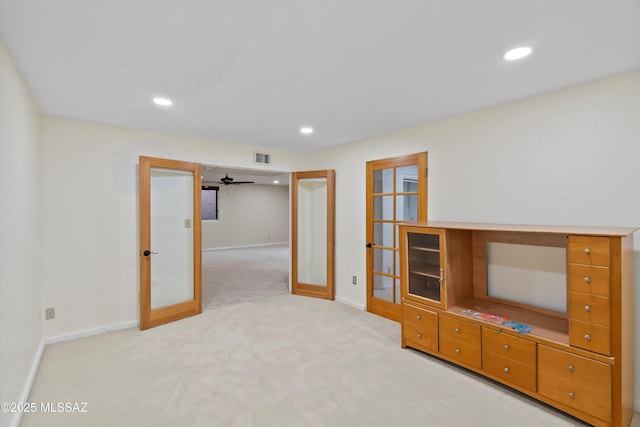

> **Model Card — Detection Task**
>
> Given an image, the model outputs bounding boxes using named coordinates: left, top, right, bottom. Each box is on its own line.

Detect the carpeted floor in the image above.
left=202, top=244, right=289, bottom=310
left=21, top=293, right=636, bottom=427
left=19, top=246, right=640, bottom=427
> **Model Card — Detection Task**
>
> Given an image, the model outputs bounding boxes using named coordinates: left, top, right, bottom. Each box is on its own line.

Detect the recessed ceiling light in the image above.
left=504, top=46, right=532, bottom=61
left=273, top=180, right=279, bottom=184
left=153, top=97, right=173, bottom=106
left=300, top=127, right=314, bottom=134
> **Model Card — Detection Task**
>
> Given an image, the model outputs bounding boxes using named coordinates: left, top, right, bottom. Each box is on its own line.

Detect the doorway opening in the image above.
left=200, top=165, right=291, bottom=310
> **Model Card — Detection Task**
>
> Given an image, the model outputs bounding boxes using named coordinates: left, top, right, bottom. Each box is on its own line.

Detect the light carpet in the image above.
left=202, top=244, right=289, bottom=311
left=21, top=294, right=636, bottom=427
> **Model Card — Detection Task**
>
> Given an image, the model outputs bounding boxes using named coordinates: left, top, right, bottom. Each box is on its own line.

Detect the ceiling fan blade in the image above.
left=231, top=181, right=255, bottom=184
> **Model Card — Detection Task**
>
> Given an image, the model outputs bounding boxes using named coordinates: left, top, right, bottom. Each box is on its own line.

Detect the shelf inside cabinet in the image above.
left=409, top=262, right=440, bottom=279
left=409, top=246, right=440, bottom=253
left=448, top=298, right=569, bottom=345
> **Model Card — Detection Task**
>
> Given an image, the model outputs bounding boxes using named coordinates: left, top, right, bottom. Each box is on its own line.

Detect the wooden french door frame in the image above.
left=139, top=156, right=202, bottom=330
left=291, top=170, right=336, bottom=300
left=366, top=153, right=428, bottom=321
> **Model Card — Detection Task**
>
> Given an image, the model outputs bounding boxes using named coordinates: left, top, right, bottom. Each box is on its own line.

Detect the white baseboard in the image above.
left=203, top=242, right=288, bottom=252
left=10, top=340, right=45, bottom=427
left=10, top=321, right=137, bottom=427
left=335, top=295, right=365, bottom=311
left=44, top=320, right=138, bottom=345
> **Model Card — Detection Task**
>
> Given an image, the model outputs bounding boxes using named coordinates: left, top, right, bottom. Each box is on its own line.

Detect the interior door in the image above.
left=366, top=153, right=427, bottom=321
left=291, top=170, right=335, bottom=300
left=139, top=156, right=202, bottom=330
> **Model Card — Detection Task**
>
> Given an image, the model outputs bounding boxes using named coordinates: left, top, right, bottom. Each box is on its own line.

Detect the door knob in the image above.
left=142, top=250, right=157, bottom=256
left=366, top=243, right=373, bottom=248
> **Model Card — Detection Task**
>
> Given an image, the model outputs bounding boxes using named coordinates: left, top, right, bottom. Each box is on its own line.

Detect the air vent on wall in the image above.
left=254, top=152, right=272, bottom=165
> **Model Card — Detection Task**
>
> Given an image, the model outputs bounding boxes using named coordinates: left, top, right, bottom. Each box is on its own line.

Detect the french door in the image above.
left=366, top=153, right=427, bottom=321
left=291, top=170, right=335, bottom=300
left=139, top=156, right=202, bottom=330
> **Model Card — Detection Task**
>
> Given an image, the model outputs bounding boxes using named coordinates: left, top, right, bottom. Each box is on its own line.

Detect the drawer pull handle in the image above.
left=503, top=344, right=510, bottom=350
left=584, top=248, right=591, bottom=255
left=568, top=392, right=575, bottom=399
left=454, top=328, right=460, bottom=333
left=567, top=365, right=574, bottom=372
left=416, top=315, right=421, bottom=320
left=584, top=276, right=591, bottom=284
left=584, top=305, right=591, bottom=312
left=503, top=367, right=509, bottom=373
left=455, top=349, right=461, bottom=354
left=416, top=333, right=422, bottom=339
left=584, top=334, right=591, bottom=341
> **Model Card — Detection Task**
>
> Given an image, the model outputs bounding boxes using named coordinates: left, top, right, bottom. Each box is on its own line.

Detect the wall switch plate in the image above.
left=185, top=219, right=191, bottom=228
left=352, top=276, right=357, bottom=285
left=45, top=307, right=55, bottom=320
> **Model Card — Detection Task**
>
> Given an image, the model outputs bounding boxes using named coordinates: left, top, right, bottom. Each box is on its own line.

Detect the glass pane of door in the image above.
left=373, top=222, right=395, bottom=248
left=296, top=177, right=328, bottom=286
left=396, top=165, right=418, bottom=192
left=373, top=168, right=394, bottom=193
left=373, top=196, right=394, bottom=220
left=373, top=274, right=393, bottom=301
left=396, top=195, right=418, bottom=221
left=150, top=168, right=195, bottom=309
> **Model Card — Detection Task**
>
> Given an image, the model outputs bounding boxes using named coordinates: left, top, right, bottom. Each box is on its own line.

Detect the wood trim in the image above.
left=193, top=163, right=202, bottom=315
left=139, top=156, right=202, bottom=330
left=291, top=170, right=335, bottom=300
left=327, top=169, right=335, bottom=300
left=139, top=157, right=151, bottom=329
left=613, top=235, right=634, bottom=427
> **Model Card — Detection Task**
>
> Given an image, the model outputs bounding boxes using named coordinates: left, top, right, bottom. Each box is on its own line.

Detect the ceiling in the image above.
left=1, top=1, right=639, bottom=153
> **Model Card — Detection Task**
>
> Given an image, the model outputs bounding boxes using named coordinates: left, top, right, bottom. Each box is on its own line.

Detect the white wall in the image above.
left=201, top=183, right=289, bottom=249
left=40, top=117, right=307, bottom=339
left=0, top=37, right=42, bottom=427
left=307, top=69, right=640, bottom=405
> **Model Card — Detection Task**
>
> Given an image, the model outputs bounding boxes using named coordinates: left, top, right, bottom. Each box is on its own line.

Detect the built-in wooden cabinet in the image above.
left=399, top=222, right=636, bottom=427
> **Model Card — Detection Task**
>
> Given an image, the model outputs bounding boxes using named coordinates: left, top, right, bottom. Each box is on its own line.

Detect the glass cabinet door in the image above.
left=405, top=230, right=445, bottom=307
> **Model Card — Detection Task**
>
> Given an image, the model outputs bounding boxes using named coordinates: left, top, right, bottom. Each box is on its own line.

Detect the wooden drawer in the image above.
left=403, top=322, right=438, bottom=352
left=439, top=334, right=481, bottom=369
left=538, top=370, right=611, bottom=421
left=569, top=320, right=610, bottom=355
left=538, top=345, right=612, bottom=421
left=538, top=345, right=611, bottom=392
left=568, top=236, right=610, bottom=267
left=568, top=264, right=610, bottom=296
left=439, top=315, right=481, bottom=346
left=568, top=291, right=610, bottom=327
left=481, top=328, right=536, bottom=366
left=482, top=350, right=536, bottom=392
left=403, top=303, right=437, bottom=329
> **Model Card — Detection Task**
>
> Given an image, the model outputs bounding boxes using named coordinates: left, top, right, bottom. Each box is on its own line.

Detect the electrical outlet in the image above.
left=45, top=307, right=55, bottom=320
left=352, top=276, right=357, bottom=285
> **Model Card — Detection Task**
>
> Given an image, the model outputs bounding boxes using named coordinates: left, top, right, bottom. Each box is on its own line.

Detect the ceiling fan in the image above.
left=219, top=173, right=254, bottom=185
